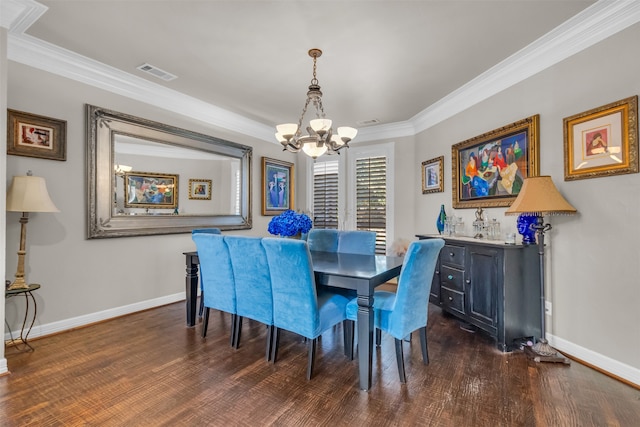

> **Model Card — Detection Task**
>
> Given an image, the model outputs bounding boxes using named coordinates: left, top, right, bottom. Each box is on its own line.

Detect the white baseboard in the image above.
left=4, top=293, right=185, bottom=343
left=548, top=333, right=639, bottom=387
left=0, top=358, right=7, bottom=375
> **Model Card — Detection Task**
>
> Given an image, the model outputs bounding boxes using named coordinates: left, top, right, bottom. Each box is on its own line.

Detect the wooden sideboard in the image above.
left=417, top=234, right=541, bottom=352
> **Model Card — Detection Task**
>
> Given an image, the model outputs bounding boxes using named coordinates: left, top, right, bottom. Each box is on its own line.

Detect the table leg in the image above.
left=356, top=285, right=374, bottom=391
left=185, top=254, right=199, bottom=327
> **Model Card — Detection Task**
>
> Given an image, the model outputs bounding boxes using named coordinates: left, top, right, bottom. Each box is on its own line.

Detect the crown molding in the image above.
left=0, top=0, right=46, bottom=32
left=5, top=0, right=640, bottom=144
left=410, top=0, right=640, bottom=134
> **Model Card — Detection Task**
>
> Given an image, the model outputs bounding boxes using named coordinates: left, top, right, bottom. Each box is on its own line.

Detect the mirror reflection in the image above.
left=87, top=105, right=252, bottom=238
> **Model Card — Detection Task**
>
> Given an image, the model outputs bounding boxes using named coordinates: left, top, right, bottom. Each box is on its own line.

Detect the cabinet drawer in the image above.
left=441, top=265, right=465, bottom=292
left=441, top=244, right=465, bottom=268
left=441, top=287, right=465, bottom=316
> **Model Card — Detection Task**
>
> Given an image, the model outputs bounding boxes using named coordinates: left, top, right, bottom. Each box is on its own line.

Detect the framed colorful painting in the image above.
left=452, top=115, right=540, bottom=209
left=261, top=157, right=294, bottom=215
left=422, top=156, right=444, bottom=194
left=124, top=171, right=178, bottom=209
left=563, top=96, right=638, bottom=181
left=188, top=179, right=212, bottom=200
left=7, top=109, right=67, bottom=161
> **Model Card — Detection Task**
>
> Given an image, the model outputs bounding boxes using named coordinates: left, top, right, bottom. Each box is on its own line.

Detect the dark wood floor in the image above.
left=1, top=301, right=638, bottom=426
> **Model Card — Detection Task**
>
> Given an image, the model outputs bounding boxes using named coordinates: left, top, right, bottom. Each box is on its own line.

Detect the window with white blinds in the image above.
left=313, top=160, right=339, bottom=229
left=355, top=156, right=387, bottom=254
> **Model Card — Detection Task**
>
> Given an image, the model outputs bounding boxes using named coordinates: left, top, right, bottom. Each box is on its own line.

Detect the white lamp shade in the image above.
left=302, top=142, right=328, bottom=159
left=331, top=134, right=344, bottom=146
left=337, top=126, right=358, bottom=141
left=310, top=119, right=332, bottom=134
left=6, top=175, right=60, bottom=213
left=276, top=123, right=298, bottom=139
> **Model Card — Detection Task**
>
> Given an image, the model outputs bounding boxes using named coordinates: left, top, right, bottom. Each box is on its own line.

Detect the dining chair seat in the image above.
left=346, top=238, right=444, bottom=383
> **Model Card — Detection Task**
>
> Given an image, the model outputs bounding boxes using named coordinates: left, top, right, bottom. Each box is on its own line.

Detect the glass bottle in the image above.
left=436, top=204, right=446, bottom=234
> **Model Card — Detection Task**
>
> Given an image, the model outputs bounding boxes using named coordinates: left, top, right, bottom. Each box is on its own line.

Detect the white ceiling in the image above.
left=4, top=0, right=640, bottom=144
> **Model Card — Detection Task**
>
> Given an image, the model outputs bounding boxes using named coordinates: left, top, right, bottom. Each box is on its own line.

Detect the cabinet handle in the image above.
left=449, top=252, right=454, bottom=257
left=435, top=270, right=440, bottom=275
left=448, top=275, right=454, bottom=280
left=448, top=296, right=453, bottom=301
left=466, top=279, right=471, bottom=284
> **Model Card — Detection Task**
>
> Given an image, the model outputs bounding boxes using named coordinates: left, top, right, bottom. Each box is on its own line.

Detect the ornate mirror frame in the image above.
left=87, top=105, right=252, bottom=238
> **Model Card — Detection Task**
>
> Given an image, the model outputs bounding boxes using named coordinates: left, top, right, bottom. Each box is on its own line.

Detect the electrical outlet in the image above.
left=545, top=300, right=552, bottom=316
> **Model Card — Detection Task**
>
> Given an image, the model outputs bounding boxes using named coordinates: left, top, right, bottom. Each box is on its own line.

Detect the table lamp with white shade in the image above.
left=505, top=175, right=576, bottom=363
left=6, top=171, right=59, bottom=290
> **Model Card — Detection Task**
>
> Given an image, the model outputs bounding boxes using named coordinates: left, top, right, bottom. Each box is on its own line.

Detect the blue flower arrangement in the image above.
left=268, top=209, right=313, bottom=237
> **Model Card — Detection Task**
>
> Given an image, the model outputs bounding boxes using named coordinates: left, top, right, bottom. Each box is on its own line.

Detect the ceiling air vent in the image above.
left=357, top=119, right=380, bottom=126
left=136, top=63, right=177, bottom=81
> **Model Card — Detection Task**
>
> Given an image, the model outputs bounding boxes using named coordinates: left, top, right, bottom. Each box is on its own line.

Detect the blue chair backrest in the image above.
left=262, top=238, right=320, bottom=339
left=192, top=228, right=222, bottom=235
left=387, top=239, right=445, bottom=339
left=192, top=233, right=235, bottom=313
left=225, top=235, right=272, bottom=326
left=307, top=229, right=339, bottom=252
left=337, top=230, right=377, bottom=255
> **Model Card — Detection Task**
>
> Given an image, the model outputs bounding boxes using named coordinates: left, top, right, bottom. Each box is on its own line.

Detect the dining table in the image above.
left=183, top=249, right=404, bottom=391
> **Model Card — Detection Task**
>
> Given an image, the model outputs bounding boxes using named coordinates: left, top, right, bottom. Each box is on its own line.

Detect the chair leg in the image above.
left=306, top=338, right=317, bottom=380
left=345, top=320, right=355, bottom=360
left=202, top=307, right=210, bottom=338
left=270, top=327, right=280, bottom=363
left=394, top=338, right=407, bottom=384
left=376, top=328, right=382, bottom=346
left=198, top=292, right=204, bottom=318
left=266, top=325, right=275, bottom=362
left=233, top=315, right=243, bottom=349
left=419, top=327, right=429, bottom=364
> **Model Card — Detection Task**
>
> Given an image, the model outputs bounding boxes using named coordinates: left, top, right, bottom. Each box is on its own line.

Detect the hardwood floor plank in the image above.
left=1, top=302, right=638, bottom=426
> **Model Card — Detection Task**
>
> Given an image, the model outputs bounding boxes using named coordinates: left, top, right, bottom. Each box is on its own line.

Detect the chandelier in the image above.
left=275, top=49, right=357, bottom=159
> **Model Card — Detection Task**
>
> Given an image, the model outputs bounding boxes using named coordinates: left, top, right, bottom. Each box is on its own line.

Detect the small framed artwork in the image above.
left=422, top=156, right=444, bottom=194
left=7, top=109, right=67, bottom=161
left=262, top=157, right=294, bottom=216
left=563, top=96, right=638, bottom=181
left=188, top=179, right=212, bottom=200
left=124, top=171, right=178, bottom=209
left=452, top=114, right=540, bottom=209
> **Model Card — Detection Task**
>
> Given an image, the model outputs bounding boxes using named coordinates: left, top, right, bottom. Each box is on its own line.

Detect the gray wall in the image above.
left=414, top=23, right=640, bottom=374
left=3, top=23, right=639, bottom=384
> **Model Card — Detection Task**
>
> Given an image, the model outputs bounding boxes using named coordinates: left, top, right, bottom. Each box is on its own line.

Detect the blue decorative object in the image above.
left=517, top=214, right=538, bottom=244
left=268, top=209, right=313, bottom=237
left=436, top=204, right=446, bottom=234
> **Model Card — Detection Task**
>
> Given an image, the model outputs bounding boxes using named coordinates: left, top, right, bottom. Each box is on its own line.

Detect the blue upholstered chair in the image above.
left=262, top=237, right=350, bottom=380
left=346, top=238, right=445, bottom=383
left=192, top=228, right=222, bottom=317
left=191, top=232, right=237, bottom=345
left=306, top=229, right=339, bottom=252
left=337, top=230, right=377, bottom=255
left=225, top=235, right=274, bottom=360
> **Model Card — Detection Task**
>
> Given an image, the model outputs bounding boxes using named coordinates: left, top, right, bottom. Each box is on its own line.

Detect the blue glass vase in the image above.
left=517, top=214, right=538, bottom=244
left=436, top=204, right=446, bottom=235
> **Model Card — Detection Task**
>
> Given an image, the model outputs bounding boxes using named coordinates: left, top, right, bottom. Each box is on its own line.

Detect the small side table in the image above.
left=5, top=283, right=40, bottom=352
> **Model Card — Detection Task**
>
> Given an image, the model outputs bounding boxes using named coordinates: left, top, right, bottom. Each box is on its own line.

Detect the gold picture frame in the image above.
left=261, top=157, right=294, bottom=216
left=563, top=96, right=638, bottom=181
left=422, top=156, right=444, bottom=194
left=7, top=109, right=67, bottom=161
left=188, top=179, right=212, bottom=200
left=452, top=115, right=539, bottom=209
left=124, top=171, right=178, bottom=209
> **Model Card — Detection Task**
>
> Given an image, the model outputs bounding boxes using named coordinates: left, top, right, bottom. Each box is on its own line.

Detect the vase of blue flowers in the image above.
left=267, top=210, right=313, bottom=238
